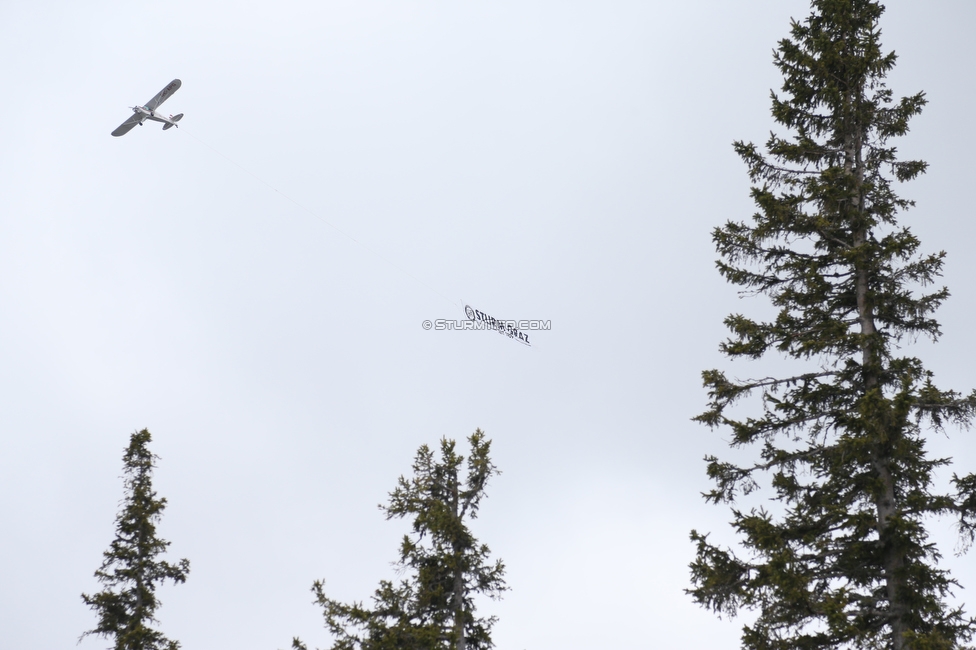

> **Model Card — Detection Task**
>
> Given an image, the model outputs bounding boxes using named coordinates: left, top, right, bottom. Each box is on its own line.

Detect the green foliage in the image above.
left=80, top=429, right=190, bottom=650
left=296, top=430, right=506, bottom=650
left=689, top=2, right=976, bottom=649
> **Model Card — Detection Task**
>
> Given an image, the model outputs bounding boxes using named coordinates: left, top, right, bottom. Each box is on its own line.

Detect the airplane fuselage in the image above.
left=131, top=105, right=180, bottom=128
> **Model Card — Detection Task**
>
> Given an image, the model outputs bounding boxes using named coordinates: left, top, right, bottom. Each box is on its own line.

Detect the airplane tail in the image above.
left=163, top=123, right=175, bottom=130
left=171, top=113, right=183, bottom=122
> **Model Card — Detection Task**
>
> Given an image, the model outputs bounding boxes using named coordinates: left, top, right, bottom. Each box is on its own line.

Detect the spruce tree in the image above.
left=295, top=430, right=506, bottom=650
left=81, top=429, right=190, bottom=650
left=689, top=2, right=976, bottom=649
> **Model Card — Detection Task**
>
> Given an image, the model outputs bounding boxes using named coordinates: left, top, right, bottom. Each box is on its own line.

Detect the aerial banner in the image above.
left=463, top=304, right=532, bottom=346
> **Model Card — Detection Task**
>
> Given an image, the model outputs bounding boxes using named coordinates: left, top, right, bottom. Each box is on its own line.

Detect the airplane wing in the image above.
left=111, top=113, right=142, bottom=137
left=145, top=79, right=182, bottom=111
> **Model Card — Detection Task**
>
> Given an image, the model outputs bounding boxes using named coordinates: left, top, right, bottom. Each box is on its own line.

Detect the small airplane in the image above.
left=111, top=79, right=183, bottom=137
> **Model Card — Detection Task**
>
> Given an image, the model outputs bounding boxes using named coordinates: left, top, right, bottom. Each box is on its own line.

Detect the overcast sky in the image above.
left=2, top=1, right=975, bottom=649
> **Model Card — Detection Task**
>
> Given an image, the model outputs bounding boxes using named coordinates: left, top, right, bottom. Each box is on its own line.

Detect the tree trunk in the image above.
left=453, top=556, right=466, bottom=650
left=848, top=112, right=907, bottom=650
left=451, top=476, right=466, bottom=650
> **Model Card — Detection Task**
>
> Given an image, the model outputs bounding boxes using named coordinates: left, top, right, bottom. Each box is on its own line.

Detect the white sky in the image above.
left=2, top=2, right=975, bottom=649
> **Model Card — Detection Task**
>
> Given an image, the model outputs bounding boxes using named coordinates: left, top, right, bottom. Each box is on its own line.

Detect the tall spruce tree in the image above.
left=295, top=430, right=506, bottom=650
left=689, top=2, right=976, bottom=649
left=80, top=429, right=190, bottom=650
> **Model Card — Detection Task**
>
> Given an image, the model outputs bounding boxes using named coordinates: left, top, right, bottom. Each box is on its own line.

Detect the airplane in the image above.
left=111, top=79, right=183, bottom=137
